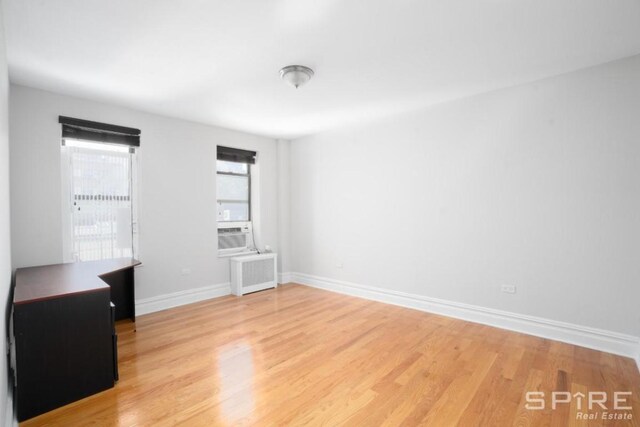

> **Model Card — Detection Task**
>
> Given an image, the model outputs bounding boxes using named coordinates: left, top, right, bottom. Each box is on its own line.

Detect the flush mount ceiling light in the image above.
left=279, top=65, right=314, bottom=89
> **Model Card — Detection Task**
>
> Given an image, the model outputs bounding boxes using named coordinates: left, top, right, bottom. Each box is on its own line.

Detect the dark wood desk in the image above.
left=12, top=258, right=140, bottom=421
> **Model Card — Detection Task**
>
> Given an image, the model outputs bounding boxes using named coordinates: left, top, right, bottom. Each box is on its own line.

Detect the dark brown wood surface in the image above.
left=14, top=258, right=141, bottom=304
left=14, top=290, right=115, bottom=421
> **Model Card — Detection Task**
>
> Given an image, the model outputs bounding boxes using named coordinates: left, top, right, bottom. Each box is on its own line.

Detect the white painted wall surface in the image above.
left=277, top=139, right=291, bottom=276
left=290, top=55, right=640, bottom=337
left=0, top=3, right=12, bottom=424
left=9, top=85, right=279, bottom=301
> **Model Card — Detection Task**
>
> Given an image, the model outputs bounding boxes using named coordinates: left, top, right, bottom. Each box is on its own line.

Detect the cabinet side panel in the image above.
left=14, top=290, right=114, bottom=421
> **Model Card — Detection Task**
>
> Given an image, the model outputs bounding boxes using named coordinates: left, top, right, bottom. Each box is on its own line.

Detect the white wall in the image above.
left=9, top=85, right=279, bottom=301
left=276, top=139, right=291, bottom=276
left=0, top=2, right=11, bottom=424
left=290, top=55, right=640, bottom=338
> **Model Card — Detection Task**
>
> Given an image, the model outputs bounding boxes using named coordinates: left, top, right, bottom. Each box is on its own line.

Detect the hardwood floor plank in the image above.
left=19, top=284, right=640, bottom=426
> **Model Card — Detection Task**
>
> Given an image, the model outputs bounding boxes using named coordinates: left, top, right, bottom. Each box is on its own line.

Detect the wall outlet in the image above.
left=181, top=268, right=191, bottom=276
left=501, top=284, right=516, bottom=294
left=336, top=262, right=343, bottom=269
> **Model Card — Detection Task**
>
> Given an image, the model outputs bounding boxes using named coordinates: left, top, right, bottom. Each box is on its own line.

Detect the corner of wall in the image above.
left=276, top=139, right=292, bottom=275
left=3, top=391, right=15, bottom=427
left=0, top=1, right=15, bottom=424
left=278, top=272, right=293, bottom=284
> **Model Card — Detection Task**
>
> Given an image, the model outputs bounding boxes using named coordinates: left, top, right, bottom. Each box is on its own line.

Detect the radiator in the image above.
left=230, top=253, right=278, bottom=296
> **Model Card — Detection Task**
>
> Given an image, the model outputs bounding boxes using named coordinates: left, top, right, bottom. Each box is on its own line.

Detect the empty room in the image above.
left=0, top=0, right=639, bottom=426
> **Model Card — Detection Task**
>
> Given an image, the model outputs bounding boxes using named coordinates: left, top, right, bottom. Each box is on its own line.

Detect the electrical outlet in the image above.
left=181, top=268, right=191, bottom=276
left=501, top=285, right=516, bottom=294
left=336, top=262, right=343, bottom=269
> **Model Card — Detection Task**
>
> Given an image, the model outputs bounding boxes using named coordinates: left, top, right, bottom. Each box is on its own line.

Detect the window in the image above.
left=216, top=146, right=256, bottom=222
left=60, top=116, right=140, bottom=262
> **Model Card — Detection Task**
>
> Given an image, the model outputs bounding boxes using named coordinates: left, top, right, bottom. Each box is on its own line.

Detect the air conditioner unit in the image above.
left=230, top=253, right=277, bottom=296
left=218, top=222, right=254, bottom=255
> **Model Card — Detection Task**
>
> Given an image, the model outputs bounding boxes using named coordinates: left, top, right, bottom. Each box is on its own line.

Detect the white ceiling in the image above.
left=4, top=0, right=640, bottom=139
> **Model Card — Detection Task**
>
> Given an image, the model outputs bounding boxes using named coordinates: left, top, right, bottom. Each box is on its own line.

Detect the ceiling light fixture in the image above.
left=279, top=65, right=314, bottom=89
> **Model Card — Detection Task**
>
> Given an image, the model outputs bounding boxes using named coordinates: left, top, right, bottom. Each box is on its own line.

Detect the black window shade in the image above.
left=59, top=116, right=141, bottom=147
left=217, top=146, right=256, bottom=164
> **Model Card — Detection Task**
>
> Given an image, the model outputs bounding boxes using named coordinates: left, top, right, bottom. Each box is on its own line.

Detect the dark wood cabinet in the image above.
left=12, top=258, right=140, bottom=422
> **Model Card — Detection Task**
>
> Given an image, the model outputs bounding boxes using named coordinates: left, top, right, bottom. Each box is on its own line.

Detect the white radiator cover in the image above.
left=230, top=253, right=278, bottom=296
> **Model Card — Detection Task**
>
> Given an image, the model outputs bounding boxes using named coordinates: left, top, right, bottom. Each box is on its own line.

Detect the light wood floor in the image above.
left=22, top=284, right=640, bottom=426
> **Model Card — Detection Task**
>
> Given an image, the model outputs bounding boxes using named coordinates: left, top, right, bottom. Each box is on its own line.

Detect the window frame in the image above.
left=61, top=138, right=139, bottom=262
left=216, top=161, right=251, bottom=223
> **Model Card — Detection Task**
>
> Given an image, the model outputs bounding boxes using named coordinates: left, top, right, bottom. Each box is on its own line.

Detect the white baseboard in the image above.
left=291, top=272, right=640, bottom=362
left=278, top=272, right=293, bottom=284
left=135, top=282, right=231, bottom=316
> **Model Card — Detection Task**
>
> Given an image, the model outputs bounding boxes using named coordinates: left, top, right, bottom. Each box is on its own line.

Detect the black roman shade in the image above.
left=217, top=146, right=256, bottom=164
left=59, top=116, right=141, bottom=147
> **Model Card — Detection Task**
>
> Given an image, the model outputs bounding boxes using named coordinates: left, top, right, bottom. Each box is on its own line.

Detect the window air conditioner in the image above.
left=217, top=222, right=254, bottom=255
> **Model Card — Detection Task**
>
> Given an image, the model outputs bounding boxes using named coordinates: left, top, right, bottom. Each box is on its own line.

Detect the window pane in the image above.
left=217, top=201, right=249, bottom=221
left=69, top=146, right=134, bottom=261
left=73, top=151, right=131, bottom=196
left=217, top=174, right=249, bottom=201
left=217, top=160, right=248, bottom=174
